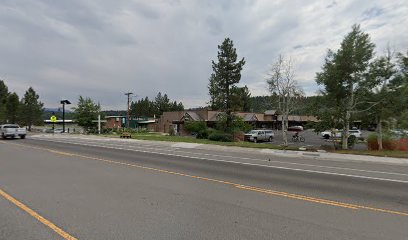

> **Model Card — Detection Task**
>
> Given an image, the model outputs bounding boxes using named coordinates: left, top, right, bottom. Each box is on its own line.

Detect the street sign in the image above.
left=50, top=115, right=57, bottom=123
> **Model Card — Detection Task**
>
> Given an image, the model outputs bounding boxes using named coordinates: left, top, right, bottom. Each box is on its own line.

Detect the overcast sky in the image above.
left=1, top=0, right=407, bottom=110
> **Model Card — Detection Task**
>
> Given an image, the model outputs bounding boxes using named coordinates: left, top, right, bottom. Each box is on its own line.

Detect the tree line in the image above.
left=130, top=92, right=184, bottom=117
left=0, top=80, right=43, bottom=130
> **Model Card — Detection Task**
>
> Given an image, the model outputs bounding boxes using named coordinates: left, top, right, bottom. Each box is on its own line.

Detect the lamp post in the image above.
left=60, top=99, right=71, bottom=133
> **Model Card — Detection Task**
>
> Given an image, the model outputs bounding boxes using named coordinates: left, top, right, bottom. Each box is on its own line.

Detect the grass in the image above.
left=102, top=132, right=298, bottom=150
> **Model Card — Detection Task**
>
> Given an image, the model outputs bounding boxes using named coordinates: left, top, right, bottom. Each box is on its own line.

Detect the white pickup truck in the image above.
left=0, top=124, right=27, bottom=139
left=244, top=130, right=274, bottom=143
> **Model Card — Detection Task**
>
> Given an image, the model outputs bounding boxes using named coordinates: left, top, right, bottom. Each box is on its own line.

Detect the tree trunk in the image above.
left=342, top=83, right=354, bottom=150
left=282, top=99, right=289, bottom=147
left=282, top=116, right=288, bottom=147
left=377, top=117, right=383, bottom=150
left=342, top=111, right=350, bottom=150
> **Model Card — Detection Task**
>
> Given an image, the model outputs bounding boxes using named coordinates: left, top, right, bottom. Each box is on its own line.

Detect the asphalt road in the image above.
left=1, top=135, right=407, bottom=239
left=269, top=129, right=369, bottom=150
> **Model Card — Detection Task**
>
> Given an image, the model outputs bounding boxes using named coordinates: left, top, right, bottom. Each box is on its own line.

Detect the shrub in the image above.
left=208, top=132, right=233, bottom=142
left=367, top=133, right=397, bottom=150
left=184, top=121, right=207, bottom=133
left=196, top=129, right=209, bottom=139
left=168, top=127, right=176, bottom=136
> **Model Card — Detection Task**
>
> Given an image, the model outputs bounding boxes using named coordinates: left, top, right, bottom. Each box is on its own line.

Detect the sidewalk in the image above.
left=171, top=141, right=408, bottom=165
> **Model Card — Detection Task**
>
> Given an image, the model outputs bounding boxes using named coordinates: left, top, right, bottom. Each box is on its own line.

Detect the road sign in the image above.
left=50, top=115, right=57, bottom=123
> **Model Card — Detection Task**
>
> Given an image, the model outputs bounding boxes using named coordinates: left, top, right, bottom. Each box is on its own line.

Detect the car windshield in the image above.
left=4, top=125, right=18, bottom=128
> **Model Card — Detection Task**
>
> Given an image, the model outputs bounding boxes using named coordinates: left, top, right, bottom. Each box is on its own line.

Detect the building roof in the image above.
left=265, top=110, right=277, bottom=115
left=182, top=111, right=204, bottom=121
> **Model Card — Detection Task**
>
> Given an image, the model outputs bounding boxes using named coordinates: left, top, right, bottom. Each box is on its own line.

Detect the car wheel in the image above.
left=20, top=135, right=26, bottom=139
left=1, top=133, right=5, bottom=139
left=324, top=134, right=330, bottom=139
left=269, top=137, right=272, bottom=142
left=253, top=138, right=257, bottom=143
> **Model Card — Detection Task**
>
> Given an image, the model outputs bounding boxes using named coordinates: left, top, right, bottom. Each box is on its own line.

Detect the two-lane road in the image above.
left=1, top=135, right=407, bottom=239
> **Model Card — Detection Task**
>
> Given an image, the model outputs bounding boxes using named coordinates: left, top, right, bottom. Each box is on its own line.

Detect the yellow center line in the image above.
left=0, top=188, right=77, bottom=240
left=4, top=141, right=408, bottom=217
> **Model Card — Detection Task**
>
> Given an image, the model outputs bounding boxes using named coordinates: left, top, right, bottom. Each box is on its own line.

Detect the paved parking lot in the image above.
left=265, top=129, right=370, bottom=150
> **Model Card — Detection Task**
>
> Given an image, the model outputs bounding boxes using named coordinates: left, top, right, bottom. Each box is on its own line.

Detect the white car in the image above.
left=0, top=124, right=27, bottom=139
left=321, top=129, right=361, bottom=139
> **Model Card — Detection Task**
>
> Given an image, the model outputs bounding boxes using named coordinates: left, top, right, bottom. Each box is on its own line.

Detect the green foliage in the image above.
left=230, top=85, right=251, bottom=112
left=130, top=92, right=184, bottom=117
left=196, top=129, right=209, bottom=139
left=19, top=87, right=44, bottom=130
left=249, top=95, right=276, bottom=113
left=73, top=96, right=101, bottom=132
left=208, top=132, right=233, bottom=142
left=209, top=38, right=246, bottom=132
left=184, top=121, right=207, bottom=133
left=215, top=115, right=251, bottom=134
left=6, top=92, right=20, bottom=124
left=315, top=24, right=376, bottom=149
left=367, top=133, right=396, bottom=150
left=0, top=80, right=9, bottom=123
left=398, top=110, right=408, bottom=129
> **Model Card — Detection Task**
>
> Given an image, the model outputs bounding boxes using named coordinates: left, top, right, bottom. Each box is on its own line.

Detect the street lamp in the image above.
left=60, top=99, right=71, bottom=133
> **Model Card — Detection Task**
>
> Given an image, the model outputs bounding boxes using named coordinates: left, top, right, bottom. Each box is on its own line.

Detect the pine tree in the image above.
left=6, top=93, right=20, bottom=124
left=73, top=96, right=101, bottom=132
left=0, top=80, right=9, bottom=123
left=209, top=38, right=246, bottom=132
left=19, top=87, right=44, bottom=130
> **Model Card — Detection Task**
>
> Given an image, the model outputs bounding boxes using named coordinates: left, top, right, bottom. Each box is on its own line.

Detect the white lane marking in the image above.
left=28, top=138, right=408, bottom=184
left=37, top=137, right=408, bottom=178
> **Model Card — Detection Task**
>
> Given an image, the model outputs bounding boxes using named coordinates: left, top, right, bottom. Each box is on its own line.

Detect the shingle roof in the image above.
left=182, top=111, right=203, bottom=121
left=265, top=110, right=277, bottom=115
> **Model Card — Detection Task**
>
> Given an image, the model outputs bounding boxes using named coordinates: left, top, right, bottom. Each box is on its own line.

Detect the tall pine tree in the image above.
left=19, top=87, right=44, bottom=130
left=0, top=80, right=9, bottom=124
left=209, top=38, right=245, bottom=132
left=6, top=93, right=20, bottom=124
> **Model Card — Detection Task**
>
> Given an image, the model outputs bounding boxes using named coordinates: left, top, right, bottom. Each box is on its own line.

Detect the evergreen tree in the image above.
left=230, top=85, right=251, bottom=112
left=0, top=80, right=9, bottom=123
left=209, top=38, right=246, bottom=132
left=73, top=96, right=101, bottom=132
left=6, top=93, right=20, bottom=124
left=19, top=87, right=44, bottom=130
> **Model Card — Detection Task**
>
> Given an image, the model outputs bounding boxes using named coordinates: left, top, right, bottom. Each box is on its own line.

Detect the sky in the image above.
left=1, top=0, right=407, bottom=110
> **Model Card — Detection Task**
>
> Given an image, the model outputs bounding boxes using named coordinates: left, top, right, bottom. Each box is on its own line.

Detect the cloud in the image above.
left=0, top=0, right=407, bottom=110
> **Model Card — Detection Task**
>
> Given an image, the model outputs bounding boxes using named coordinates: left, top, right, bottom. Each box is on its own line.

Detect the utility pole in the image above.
left=124, top=92, right=133, bottom=129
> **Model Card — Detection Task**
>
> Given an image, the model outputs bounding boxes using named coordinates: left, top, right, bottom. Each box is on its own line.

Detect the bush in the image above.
left=184, top=121, right=207, bottom=133
left=168, top=127, right=176, bottom=136
left=196, top=129, right=209, bottom=139
left=367, top=133, right=397, bottom=150
left=208, top=132, right=233, bottom=142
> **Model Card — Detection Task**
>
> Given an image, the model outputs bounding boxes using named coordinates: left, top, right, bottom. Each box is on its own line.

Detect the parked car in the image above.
left=0, top=124, right=27, bottom=139
left=244, top=130, right=274, bottom=143
left=320, top=129, right=361, bottom=139
left=390, top=129, right=408, bottom=137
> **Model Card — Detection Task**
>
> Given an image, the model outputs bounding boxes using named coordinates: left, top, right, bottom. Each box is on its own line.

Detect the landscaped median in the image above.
left=101, top=132, right=408, bottom=158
